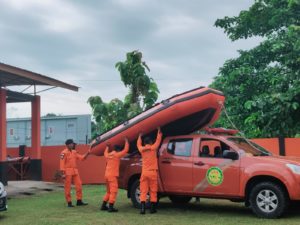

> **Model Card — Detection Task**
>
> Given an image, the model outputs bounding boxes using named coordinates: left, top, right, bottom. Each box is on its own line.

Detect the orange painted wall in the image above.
left=6, top=138, right=300, bottom=184
left=285, top=138, right=300, bottom=157
left=8, top=145, right=106, bottom=184
left=251, top=138, right=280, bottom=155
left=41, top=145, right=105, bottom=184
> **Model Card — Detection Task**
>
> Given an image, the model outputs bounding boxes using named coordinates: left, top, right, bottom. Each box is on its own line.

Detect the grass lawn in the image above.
left=1, top=185, right=300, bottom=225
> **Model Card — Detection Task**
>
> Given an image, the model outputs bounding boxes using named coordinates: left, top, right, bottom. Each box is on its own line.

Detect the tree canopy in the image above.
left=211, top=0, right=300, bottom=138
left=88, top=50, right=159, bottom=135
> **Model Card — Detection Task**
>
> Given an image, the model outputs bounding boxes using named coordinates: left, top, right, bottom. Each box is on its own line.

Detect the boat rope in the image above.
left=219, top=102, right=262, bottom=151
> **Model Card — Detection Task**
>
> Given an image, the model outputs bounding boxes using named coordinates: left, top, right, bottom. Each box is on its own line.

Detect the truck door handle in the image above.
left=194, top=161, right=205, bottom=166
left=162, top=160, right=171, bottom=164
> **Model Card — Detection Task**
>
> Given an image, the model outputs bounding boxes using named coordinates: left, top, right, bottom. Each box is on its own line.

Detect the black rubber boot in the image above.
left=150, top=202, right=157, bottom=214
left=67, top=202, right=74, bottom=207
left=76, top=200, right=88, bottom=206
left=108, top=203, right=118, bottom=212
left=100, top=201, right=108, bottom=211
left=140, top=201, right=146, bottom=215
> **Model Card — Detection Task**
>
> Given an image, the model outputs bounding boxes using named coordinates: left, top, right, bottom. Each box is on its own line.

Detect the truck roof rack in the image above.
left=204, top=127, right=238, bottom=136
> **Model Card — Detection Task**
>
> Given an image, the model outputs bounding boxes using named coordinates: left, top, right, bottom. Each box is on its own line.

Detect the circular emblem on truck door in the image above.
left=206, top=167, right=223, bottom=186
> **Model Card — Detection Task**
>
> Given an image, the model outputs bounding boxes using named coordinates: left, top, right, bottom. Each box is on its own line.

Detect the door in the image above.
left=159, top=138, right=194, bottom=194
left=192, top=138, right=240, bottom=196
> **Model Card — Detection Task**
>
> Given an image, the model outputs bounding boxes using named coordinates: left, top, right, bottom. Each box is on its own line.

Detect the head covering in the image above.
left=65, top=139, right=76, bottom=145
left=114, top=145, right=122, bottom=152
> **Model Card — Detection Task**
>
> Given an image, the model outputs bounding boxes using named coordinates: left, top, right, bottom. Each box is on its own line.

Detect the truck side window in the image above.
left=199, top=139, right=230, bottom=158
left=167, top=139, right=193, bottom=157
left=200, top=145, right=211, bottom=157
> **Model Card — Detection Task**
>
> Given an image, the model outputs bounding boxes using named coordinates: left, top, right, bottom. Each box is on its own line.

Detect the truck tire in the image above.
left=249, top=181, right=289, bottom=218
left=169, top=195, right=192, bottom=204
left=130, top=179, right=152, bottom=209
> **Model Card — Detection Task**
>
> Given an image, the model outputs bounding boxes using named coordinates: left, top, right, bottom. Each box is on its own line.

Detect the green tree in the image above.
left=88, top=50, right=159, bottom=134
left=116, top=50, right=159, bottom=111
left=88, top=96, right=127, bottom=133
left=211, top=0, right=300, bottom=138
left=43, top=113, right=57, bottom=117
left=91, top=121, right=98, bottom=139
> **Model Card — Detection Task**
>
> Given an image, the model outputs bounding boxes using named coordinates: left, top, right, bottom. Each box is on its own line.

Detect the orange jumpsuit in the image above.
left=60, top=149, right=85, bottom=203
left=137, top=131, right=162, bottom=203
left=103, top=141, right=129, bottom=204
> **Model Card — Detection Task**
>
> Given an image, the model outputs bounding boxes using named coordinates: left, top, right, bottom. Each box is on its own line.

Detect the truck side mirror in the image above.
left=223, top=150, right=239, bottom=160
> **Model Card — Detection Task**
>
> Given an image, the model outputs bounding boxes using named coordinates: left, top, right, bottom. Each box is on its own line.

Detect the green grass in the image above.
left=1, top=185, right=300, bottom=225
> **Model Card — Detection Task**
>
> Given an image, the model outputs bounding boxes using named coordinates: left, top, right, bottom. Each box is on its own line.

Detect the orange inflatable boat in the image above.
left=90, top=87, right=225, bottom=156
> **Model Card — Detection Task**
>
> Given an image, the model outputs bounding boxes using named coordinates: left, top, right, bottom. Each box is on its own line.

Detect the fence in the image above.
left=6, top=138, right=300, bottom=184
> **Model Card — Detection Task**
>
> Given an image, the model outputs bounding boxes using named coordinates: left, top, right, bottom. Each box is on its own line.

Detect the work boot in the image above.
left=108, top=203, right=118, bottom=212
left=100, top=201, right=108, bottom=211
left=76, top=200, right=88, bottom=206
left=140, top=201, right=146, bottom=215
left=150, top=202, right=157, bottom=214
left=67, top=202, right=74, bottom=207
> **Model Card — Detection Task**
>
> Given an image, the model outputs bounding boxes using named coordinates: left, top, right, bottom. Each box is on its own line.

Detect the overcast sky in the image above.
left=0, top=0, right=260, bottom=118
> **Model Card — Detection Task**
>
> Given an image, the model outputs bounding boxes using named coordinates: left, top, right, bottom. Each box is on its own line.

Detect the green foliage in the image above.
left=88, top=50, right=159, bottom=134
left=91, top=121, right=98, bottom=139
left=88, top=96, right=128, bottom=134
left=211, top=0, right=300, bottom=138
left=43, top=113, right=58, bottom=117
left=116, top=50, right=159, bottom=110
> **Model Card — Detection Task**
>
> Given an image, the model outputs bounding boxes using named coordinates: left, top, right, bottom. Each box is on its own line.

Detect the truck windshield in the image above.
left=227, top=137, right=272, bottom=156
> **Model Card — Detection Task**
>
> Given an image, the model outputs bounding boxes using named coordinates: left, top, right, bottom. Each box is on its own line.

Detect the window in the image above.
left=199, top=139, right=230, bottom=158
left=227, top=137, right=271, bottom=156
left=167, top=139, right=193, bottom=157
left=67, top=123, right=74, bottom=128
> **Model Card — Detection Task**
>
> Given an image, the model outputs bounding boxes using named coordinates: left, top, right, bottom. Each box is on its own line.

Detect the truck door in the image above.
left=158, top=138, right=194, bottom=194
left=192, top=138, right=240, bottom=196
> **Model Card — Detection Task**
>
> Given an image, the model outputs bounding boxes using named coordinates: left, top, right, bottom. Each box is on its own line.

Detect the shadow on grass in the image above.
left=0, top=214, right=8, bottom=221
left=158, top=200, right=252, bottom=217
left=285, top=201, right=300, bottom=218
left=156, top=199, right=300, bottom=219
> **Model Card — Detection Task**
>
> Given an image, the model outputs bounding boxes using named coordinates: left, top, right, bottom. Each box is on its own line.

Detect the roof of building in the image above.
left=7, top=114, right=91, bottom=121
left=0, top=62, right=79, bottom=103
left=0, top=62, right=78, bottom=91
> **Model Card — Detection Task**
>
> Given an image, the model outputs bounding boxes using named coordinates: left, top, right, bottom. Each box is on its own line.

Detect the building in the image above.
left=0, top=62, right=79, bottom=184
left=7, top=114, right=91, bottom=147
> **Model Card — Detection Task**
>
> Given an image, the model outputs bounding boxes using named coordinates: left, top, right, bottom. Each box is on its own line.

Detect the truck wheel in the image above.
left=249, top=182, right=289, bottom=218
left=169, top=195, right=192, bottom=204
left=130, top=179, right=151, bottom=209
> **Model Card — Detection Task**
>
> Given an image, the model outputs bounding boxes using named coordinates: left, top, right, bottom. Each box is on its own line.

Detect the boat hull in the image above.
left=90, top=87, right=225, bottom=156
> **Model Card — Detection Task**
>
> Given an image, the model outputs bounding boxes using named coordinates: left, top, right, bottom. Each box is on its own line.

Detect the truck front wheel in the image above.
left=130, top=179, right=142, bottom=208
left=249, top=182, right=289, bottom=218
left=130, top=179, right=152, bottom=209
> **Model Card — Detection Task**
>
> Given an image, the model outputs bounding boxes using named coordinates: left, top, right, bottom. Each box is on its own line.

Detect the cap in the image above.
left=65, top=139, right=76, bottom=145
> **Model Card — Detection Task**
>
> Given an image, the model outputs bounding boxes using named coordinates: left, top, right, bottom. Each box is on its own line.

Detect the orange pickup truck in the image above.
left=118, top=133, right=300, bottom=218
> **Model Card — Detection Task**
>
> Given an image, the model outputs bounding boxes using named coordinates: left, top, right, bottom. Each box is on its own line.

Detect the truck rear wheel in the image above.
left=249, top=181, right=289, bottom=218
left=130, top=179, right=152, bottom=209
left=169, top=196, right=192, bottom=204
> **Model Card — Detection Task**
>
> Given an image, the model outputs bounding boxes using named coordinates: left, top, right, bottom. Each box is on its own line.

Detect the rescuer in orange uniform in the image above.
left=101, top=138, right=129, bottom=212
left=60, top=139, right=90, bottom=207
left=137, top=127, right=162, bottom=214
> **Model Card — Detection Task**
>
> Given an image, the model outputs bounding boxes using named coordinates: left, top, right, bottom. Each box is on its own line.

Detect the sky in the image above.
left=0, top=0, right=261, bottom=119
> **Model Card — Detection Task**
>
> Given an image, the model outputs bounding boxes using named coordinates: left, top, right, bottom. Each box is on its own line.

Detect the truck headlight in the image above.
left=286, top=164, right=300, bottom=175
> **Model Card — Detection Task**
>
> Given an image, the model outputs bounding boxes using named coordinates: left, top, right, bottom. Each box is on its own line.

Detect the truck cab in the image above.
left=119, top=132, right=300, bottom=218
